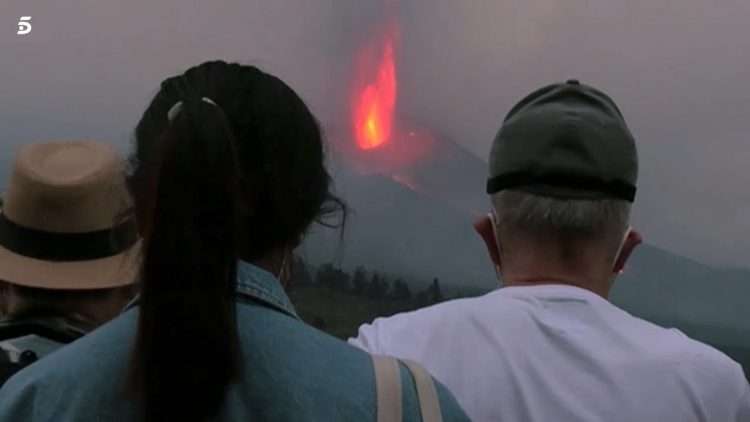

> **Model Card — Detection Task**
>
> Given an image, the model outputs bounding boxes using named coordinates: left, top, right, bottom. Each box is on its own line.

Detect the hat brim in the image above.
left=0, top=241, right=141, bottom=290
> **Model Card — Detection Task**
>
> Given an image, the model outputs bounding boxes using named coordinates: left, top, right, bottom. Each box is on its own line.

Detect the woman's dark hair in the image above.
left=127, top=61, right=345, bottom=422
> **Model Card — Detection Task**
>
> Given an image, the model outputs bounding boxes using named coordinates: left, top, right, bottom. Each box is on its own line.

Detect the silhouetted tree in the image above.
left=315, top=263, right=334, bottom=286
left=366, top=272, right=389, bottom=300
left=352, top=266, right=368, bottom=296
left=391, top=279, right=412, bottom=301
left=292, top=256, right=313, bottom=286
left=430, top=278, right=444, bottom=303
left=412, top=278, right=445, bottom=307
left=414, top=290, right=430, bottom=308
left=316, top=263, right=351, bottom=292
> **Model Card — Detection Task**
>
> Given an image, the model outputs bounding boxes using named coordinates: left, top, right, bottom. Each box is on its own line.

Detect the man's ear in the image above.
left=473, top=215, right=501, bottom=267
left=613, top=229, right=642, bottom=274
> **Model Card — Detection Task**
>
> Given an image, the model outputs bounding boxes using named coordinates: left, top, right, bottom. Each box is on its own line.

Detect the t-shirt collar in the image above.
left=496, top=283, right=609, bottom=304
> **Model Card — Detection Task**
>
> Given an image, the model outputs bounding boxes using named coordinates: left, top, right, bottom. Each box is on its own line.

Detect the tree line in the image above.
left=292, top=257, right=447, bottom=308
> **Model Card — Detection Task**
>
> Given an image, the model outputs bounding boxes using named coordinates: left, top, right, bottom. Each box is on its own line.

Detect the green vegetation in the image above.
left=289, top=286, right=419, bottom=339
left=288, top=259, right=458, bottom=339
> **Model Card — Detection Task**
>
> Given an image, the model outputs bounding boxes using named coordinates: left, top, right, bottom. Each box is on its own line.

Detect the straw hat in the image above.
left=0, top=141, right=140, bottom=289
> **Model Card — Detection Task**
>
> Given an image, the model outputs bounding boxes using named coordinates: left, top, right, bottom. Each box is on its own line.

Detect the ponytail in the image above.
left=131, top=97, right=243, bottom=422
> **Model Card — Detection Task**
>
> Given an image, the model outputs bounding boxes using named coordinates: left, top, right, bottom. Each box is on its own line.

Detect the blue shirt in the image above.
left=0, top=262, right=469, bottom=421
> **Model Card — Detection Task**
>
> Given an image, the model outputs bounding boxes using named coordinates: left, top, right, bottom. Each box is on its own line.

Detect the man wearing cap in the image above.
left=0, top=141, right=139, bottom=385
left=350, top=81, right=750, bottom=421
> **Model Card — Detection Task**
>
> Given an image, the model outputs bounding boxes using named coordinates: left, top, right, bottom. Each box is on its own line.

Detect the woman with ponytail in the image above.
left=0, top=61, right=469, bottom=422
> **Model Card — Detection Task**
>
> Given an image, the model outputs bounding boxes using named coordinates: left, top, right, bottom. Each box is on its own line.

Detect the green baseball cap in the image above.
left=487, top=80, right=638, bottom=202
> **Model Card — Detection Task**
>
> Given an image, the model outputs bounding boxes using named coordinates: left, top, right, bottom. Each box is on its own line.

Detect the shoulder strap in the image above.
left=403, top=360, right=443, bottom=422
left=372, top=354, right=403, bottom=422
left=371, top=355, right=445, bottom=422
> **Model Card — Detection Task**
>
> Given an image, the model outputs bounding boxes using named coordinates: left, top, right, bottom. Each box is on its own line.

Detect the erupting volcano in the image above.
left=306, top=7, right=493, bottom=287
left=334, top=16, right=487, bottom=216
left=345, top=23, right=433, bottom=178
left=352, top=27, right=397, bottom=151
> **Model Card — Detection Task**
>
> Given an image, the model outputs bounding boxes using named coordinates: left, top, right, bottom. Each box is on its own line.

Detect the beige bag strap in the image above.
left=373, top=355, right=403, bottom=422
left=403, top=360, right=443, bottom=422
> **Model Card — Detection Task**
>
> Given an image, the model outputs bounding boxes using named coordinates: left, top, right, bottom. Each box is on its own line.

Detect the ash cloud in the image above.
left=1, top=0, right=750, bottom=268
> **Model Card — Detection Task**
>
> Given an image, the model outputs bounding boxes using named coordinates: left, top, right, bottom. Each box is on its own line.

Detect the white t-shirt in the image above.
left=350, top=284, right=750, bottom=422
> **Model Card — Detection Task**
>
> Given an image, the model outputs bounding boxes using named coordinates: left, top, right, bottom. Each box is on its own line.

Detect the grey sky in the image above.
left=1, top=0, right=749, bottom=267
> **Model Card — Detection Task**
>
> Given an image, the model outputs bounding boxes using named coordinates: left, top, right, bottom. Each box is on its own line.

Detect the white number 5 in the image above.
left=17, top=16, right=31, bottom=35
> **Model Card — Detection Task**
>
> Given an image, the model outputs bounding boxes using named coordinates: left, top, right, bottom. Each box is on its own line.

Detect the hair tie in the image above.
left=167, top=97, right=218, bottom=121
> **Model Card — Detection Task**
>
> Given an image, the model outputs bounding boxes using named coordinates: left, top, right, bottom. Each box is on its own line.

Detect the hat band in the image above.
left=486, top=171, right=636, bottom=202
left=0, top=213, right=138, bottom=262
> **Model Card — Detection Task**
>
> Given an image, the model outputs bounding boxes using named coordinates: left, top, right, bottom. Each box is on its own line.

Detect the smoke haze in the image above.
left=2, top=0, right=750, bottom=268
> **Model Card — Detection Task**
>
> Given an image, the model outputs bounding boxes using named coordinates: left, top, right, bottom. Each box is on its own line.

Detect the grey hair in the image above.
left=492, top=190, right=631, bottom=243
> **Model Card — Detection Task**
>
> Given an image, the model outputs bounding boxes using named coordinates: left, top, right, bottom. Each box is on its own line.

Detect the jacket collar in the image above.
left=236, top=261, right=299, bottom=319
left=124, top=261, right=299, bottom=320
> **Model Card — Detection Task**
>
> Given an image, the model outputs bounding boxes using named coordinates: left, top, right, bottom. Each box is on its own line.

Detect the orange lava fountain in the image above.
left=352, top=30, right=397, bottom=150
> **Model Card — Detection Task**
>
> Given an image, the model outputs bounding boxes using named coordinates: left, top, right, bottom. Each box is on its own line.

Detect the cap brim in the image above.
left=0, top=241, right=141, bottom=290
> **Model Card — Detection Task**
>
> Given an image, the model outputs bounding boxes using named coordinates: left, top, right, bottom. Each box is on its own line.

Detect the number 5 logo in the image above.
left=17, top=16, right=32, bottom=35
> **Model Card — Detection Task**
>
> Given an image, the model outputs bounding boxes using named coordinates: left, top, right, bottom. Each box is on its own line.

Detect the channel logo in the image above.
left=17, top=17, right=32, bottom=35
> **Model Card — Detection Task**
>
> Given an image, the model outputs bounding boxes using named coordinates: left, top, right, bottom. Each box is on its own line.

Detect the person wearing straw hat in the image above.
left=0, top=141, right=139, bottom=385
left=0, top=62, right=468, bottom=422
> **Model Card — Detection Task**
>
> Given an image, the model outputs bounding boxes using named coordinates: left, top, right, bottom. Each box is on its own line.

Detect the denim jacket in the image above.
left=0, top=262, right=469, bottom=421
